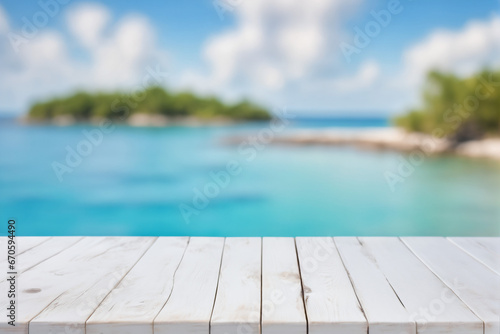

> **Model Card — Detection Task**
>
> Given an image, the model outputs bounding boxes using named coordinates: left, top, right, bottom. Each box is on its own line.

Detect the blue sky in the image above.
left=0, top=0, right=499, bottom=115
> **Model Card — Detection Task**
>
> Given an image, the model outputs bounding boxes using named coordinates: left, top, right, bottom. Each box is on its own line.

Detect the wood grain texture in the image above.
left=0, top=237, right=155, bottom=334
left=358, top=237, right=483, bottom=334
left=16, top=237, right=51, bottom=255
left=261, top=237, right=306, bottom=334
left=0, top=237, right=497, bottom=333
left=0, top=237, right=82, bottom=282
left=86, top=237, right=189, bottom=334
left=0, top=236, right=50, bottom=264
left=335, top=237, right=415, bottom=334
left=28, top=237, right=155, bottom=334
left=29, top=237, right=156, bottom=334
left=154, top=237, right=225, bottom=334
left=448, top=237, right=500, bottom=275
left=403, top=237, right=500, bottom=334
left=1, top=237, right=109, bottom=334
left=211, top=237, right=261, bottom=334
left=296, top=237, right=366, bottom=334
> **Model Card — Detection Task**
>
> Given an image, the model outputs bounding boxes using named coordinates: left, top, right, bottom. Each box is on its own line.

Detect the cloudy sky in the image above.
left=0, top=0, right=499, bottom=115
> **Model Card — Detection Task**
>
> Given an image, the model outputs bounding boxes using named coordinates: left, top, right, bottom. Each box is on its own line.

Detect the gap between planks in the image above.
left=1, top=237, right=497, bottom=334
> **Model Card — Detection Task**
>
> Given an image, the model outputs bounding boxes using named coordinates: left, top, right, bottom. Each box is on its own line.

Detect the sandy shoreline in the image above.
left=18, top=115, right=500, bottom=160
left=255, top=127, right=500, bottom=161
left=20, top=114, right=241, bottom=127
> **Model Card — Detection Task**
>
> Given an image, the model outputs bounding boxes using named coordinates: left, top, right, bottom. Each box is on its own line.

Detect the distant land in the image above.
left=24, top=86, right=271, bottom=126
left=270, top=69, right=500, bottom=160
left=395, top=69, right=500, bottom=142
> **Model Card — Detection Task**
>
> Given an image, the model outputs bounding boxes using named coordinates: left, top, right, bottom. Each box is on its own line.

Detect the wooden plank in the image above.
left=358, top=237, right=483, bottom=334
left=0, top=237, right=52, bottom=275
left=86, top=237, right=189, bottom=334
left=448, top=237, right=500, bottom=275
left=0, top=237, right=82, bottom=282
left=211, top=237, right=261, bottom=334
left=16, top=237, right=51, bottom=255
left=0, top=237, right=155, bottom=334
left=296, top=237, right=366, bottom=334
left=403, top=237, right=500, bottom=334
left=0, top=236, right=495, bottom=333
left=261, top=237, right=306, bottom=334
left=28, top=237, right=155, bottom=334
left=0, top=237, right=50, bottom=262
left=1, top=237, right=109, bottom=333
left=0, top=237, right=5, bottom=263
left=335, top=237, right=415, bottom=334
left=154, top=237, right=225, bottom=334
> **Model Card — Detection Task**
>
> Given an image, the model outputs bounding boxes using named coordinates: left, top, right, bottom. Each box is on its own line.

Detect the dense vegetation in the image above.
left=394, top=70, right=500, bottom=142
left=28, top=87, right=271, bottom=122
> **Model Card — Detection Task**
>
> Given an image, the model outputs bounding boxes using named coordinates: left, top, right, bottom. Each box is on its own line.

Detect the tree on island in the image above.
left=28, top=86, right=271, bottom=122
left=394, top=69, right=500, bottom=143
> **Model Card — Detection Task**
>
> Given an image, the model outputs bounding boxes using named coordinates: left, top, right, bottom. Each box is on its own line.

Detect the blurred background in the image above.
left=0, top=0, right=499, bottom=236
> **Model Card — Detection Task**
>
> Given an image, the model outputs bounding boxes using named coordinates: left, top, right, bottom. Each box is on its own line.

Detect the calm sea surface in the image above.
left=1, top=117, right=499, bottom=236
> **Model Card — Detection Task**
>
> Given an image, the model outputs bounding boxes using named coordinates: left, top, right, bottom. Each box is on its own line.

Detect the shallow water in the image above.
left=1, top=118, right=499, bottom=236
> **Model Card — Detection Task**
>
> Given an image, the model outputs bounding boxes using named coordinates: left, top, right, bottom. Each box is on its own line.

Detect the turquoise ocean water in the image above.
left=1, top=117, right=499, bottom=236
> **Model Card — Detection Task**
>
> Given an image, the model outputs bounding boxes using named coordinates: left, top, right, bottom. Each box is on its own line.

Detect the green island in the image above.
left=27, top=86, right=271, bottom=123
left=394, top=69, right=500, bottom=142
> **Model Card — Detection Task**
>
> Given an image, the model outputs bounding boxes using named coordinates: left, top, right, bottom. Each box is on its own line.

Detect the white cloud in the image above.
left=402, top=15, right=500, bottom=86
left=0, top=5, right=9, bottom=34
left=200, top=0, right=362, bottom=91
left=189, top=7, right=500, bottom=113
left=0, top=3, right=167, bottom=112
left=369, top=14, right=500, bottom=112
left=66, top=3, right=110, bottom=48
left=330, top=60, right=380, bottom=92
left=1, top=1, right=499, bottom=114
left=65, top=3, right=163, bottom=89
left=89, top=15, right=159, bottom=88
left=303, top=15, right=500, bottom=112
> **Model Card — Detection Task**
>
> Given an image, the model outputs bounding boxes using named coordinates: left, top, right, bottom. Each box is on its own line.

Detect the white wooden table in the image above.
left=1, top=237, right=498, bottom=334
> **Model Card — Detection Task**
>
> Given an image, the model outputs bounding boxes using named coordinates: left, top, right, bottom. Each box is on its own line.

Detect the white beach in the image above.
left=270, top=127, right=500, bottom=160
